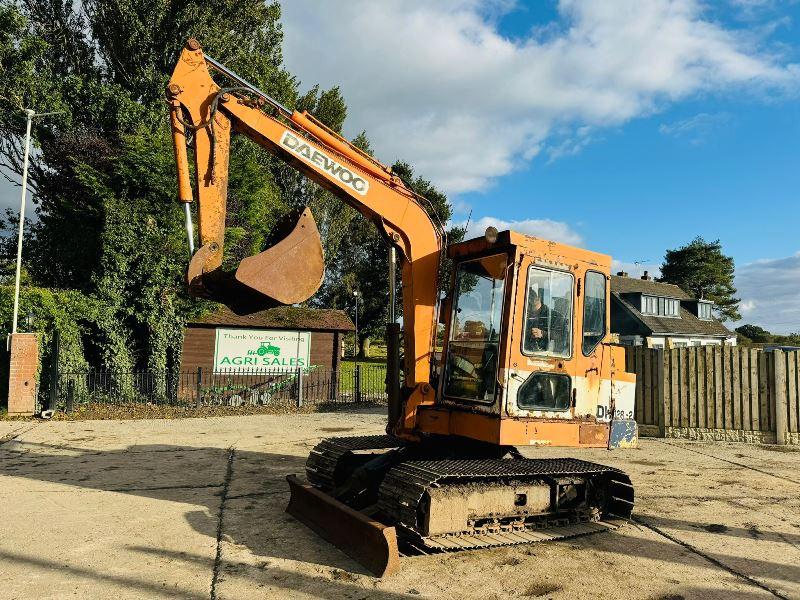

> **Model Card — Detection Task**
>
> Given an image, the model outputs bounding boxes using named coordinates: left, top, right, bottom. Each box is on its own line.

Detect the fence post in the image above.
left=195, top=367, right=202, bottom=409
left=354, top=364, right=362, bottom=403
left=656, top=348, right=666, bottom=437
left=296, top=367, right=304, bottom=408
left=48, top=329, right=60, bottom=412
left=65, top=379, right=75, bottom=414
left=330, top=367, right=339, bottom=402
left=772, top=350, right=788, bottom=445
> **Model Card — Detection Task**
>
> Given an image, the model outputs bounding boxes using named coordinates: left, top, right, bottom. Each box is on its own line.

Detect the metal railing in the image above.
left=47, top=364, right=388, bottom=412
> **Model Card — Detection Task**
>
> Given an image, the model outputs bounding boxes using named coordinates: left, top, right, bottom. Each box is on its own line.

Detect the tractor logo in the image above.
left=256, top=342, right=281, bottom=357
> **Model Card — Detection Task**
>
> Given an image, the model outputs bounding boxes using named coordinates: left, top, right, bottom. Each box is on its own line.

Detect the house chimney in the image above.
left=616, top=271, right=628, bottom=277
left=641, top=271, right=652, bottom=281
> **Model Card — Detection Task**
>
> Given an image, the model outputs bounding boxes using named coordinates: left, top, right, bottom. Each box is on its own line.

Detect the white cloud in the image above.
left=729, top=0, right=784, bottom=20
left=734, top=252, right=800, bottom=334
left=739, top=299, right=757, bottom=314
left=730, top=0, right=775, bottom=9
left=461, top=215, right=582, bottom=245
left=280, top=0, right=799, bottom=194
left=659, top=112, right=733, bottom=144
left=546, top=125, right=597, bottom=162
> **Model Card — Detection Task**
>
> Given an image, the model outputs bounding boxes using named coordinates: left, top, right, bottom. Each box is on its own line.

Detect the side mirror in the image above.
left=439, top=296, right=452, bottom=324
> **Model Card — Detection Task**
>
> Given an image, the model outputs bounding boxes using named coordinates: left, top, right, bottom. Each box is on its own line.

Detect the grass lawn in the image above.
left=338, top=360, right=387, bottom=395
left=342, top=340, right=388, bottom=363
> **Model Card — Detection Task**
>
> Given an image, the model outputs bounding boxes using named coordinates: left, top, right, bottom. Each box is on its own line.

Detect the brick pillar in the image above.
left=7, top=333, right=39, bottom=416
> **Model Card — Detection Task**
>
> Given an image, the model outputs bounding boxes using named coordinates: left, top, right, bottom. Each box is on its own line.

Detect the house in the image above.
left=611, top=272, right=736, bottom=349
left=180, top=306, right=355, bottom=373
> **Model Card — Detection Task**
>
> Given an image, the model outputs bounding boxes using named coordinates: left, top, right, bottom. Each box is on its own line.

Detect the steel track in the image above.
left=306, top=435, right=634, bottom=552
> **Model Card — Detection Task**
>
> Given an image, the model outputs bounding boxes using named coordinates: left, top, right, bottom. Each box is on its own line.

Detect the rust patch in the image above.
left=579, top=424, right=608, bottom=445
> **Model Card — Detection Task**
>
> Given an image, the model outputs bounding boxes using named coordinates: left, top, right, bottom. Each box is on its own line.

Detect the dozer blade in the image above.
left=286, top=474, right=400, bottom=577
left=187, top=207, right=325, bottom=315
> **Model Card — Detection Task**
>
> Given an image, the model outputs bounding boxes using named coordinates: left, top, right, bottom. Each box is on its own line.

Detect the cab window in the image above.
left=582, top=271, right=607, bottom=355
left=517, top=373, right=571, bottom=411
left=443, top=255, right=507, bottom=402
left=523, top=267, right=573, bottom=358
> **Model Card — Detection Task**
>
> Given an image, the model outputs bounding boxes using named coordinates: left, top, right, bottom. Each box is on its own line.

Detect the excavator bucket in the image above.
left=286, top=475, right=400, bottom=577
left=187, top=207, right=325, bottom=315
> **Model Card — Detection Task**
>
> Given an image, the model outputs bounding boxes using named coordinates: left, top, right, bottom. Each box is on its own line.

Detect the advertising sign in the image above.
left=213, top=328, right=311, bottom=372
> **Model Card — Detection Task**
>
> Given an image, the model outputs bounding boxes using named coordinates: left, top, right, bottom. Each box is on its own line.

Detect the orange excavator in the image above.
left=167, top=40, right=637, bottom=576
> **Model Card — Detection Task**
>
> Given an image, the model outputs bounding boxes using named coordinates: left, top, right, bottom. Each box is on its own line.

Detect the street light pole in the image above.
left=10, top=109, right=64, bottom=337
left=11, top=110, right=35, bottom=335
left=353, top=291, right=359, bottom=357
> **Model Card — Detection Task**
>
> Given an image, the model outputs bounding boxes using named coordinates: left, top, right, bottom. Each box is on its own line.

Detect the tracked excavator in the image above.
left=167, top=40, right=637, bottom=577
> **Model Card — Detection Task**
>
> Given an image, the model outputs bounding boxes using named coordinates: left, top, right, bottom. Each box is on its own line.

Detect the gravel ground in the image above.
left=0, top=410, right=798, bottom=599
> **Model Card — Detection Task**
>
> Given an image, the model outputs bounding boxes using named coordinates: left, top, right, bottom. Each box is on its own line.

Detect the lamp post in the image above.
left=353, top=290, right=359, bottom=357
left=11, top=109, right=64, bottom=336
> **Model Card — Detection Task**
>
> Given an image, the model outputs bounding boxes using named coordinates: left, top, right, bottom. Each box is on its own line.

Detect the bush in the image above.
left=0, top=283, right=94, bottom=406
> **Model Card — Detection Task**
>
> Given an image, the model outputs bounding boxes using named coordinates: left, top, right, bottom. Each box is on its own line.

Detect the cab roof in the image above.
left=448, top=230, right=611, bottom=270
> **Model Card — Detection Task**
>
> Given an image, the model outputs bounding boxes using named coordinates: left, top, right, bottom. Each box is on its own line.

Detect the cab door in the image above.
left=503, top=254, right=619, bottom=428
left=438, top=252, right=510, bottom=415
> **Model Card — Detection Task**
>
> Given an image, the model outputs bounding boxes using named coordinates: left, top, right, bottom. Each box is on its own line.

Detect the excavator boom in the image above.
left=167, top=40, right=442, bottom=400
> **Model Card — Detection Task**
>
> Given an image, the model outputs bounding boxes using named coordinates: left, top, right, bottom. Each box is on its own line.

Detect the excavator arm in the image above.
left=166, top=40, right=441, bottom=420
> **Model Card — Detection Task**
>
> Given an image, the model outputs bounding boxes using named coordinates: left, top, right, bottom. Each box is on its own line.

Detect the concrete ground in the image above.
left=1, top=411, right=798, bottom=600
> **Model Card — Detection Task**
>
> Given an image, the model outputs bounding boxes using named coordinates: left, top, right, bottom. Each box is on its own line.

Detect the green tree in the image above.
left=0, top=1, right=346, bottom=371
left=734, top=324, right=772, bottom=344
left=659, top=237, right=740, bottom=321
left=0, top=267, right=96, bottom=404
left=0, top=0, right=460, bottom=373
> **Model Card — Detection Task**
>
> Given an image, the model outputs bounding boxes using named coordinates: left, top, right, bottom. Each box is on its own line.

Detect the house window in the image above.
left=698, top=302, right=712, bottom=320
left=641, top=295, right=680, bottom=317
left=666, top=299, right=680, bottom=316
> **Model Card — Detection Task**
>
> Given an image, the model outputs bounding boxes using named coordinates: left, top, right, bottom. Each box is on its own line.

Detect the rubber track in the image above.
left=418, top=518, right=627, bottom=552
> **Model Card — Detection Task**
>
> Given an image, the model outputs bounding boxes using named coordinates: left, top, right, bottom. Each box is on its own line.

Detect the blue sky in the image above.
left=465, top=0, right=800, bottom=265
left=279, top=0, right=800, bottom=333
left=460, top=96, right=800, bottom=265
left=2, top=1, right=799, bottom=333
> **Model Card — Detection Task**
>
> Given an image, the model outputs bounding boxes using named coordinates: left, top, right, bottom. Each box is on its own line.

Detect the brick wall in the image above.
left=7, top=333, right=38, bottom=416
left=179, top=326, right=338, bottom=372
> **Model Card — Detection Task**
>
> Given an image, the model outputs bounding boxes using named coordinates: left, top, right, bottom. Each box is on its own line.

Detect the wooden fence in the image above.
left=626, top=346, right=800, bottom=444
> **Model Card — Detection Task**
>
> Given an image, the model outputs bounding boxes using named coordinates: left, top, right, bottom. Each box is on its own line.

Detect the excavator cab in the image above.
left=421, top=229, right=637, bottom=449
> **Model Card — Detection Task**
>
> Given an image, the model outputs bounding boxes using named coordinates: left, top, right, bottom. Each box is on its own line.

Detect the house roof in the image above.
left=611, top=275, right=732, bottom=338
left=611, top=275, right=692, bottom=300
left=187, top=306, right=355, bottom=332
